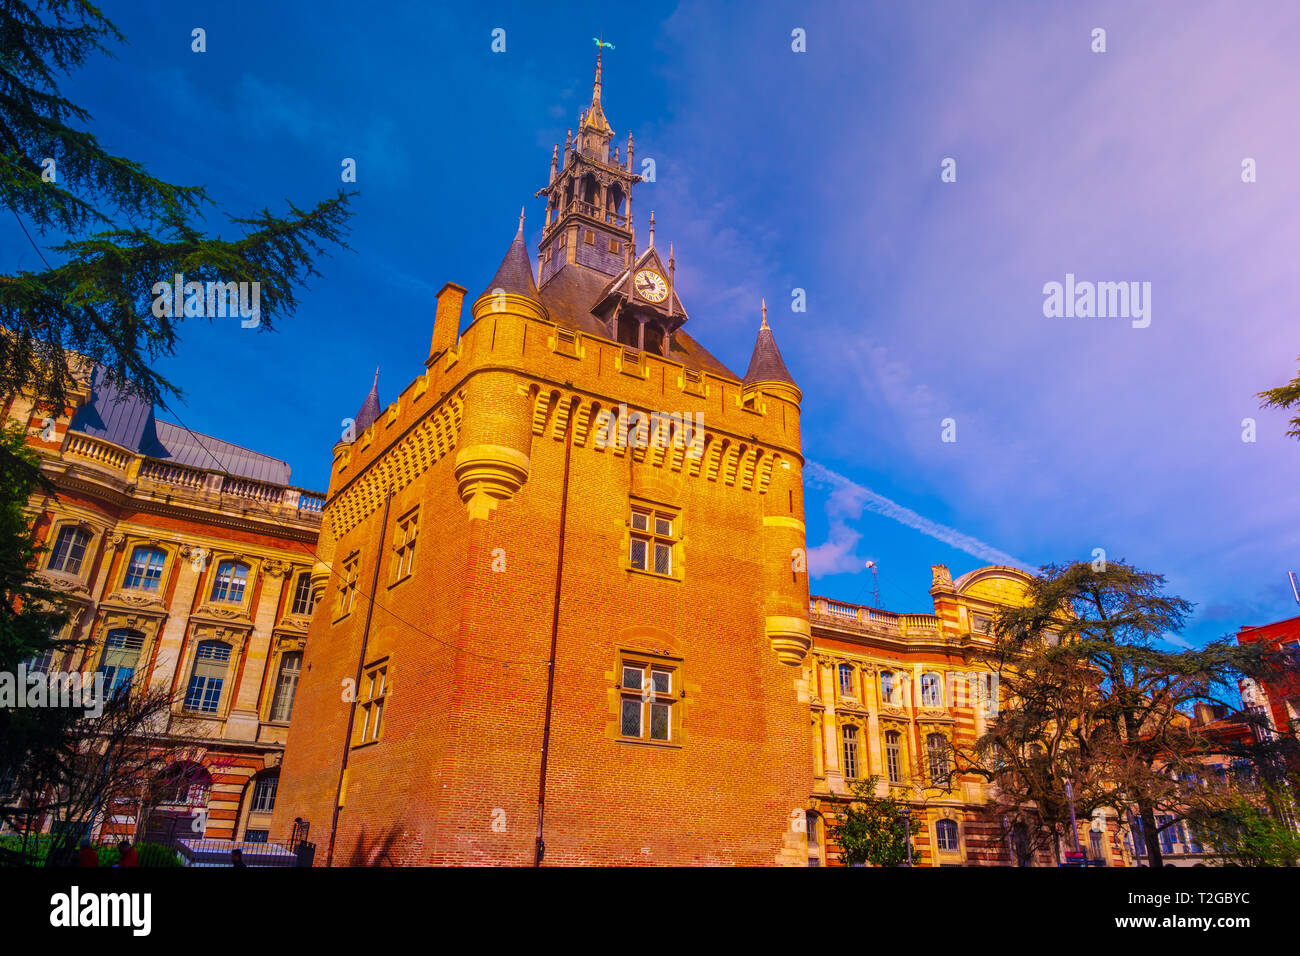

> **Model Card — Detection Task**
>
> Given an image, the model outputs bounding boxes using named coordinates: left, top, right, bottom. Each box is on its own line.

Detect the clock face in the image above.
left=634, top=269, right=668, bottom=303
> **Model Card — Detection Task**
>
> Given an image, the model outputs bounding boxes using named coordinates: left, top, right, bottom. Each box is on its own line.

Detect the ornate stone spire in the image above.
left=583, top=48, right=612, bottom=134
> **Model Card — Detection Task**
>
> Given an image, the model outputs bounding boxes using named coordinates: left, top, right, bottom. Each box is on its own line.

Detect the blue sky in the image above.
left=7, top=0, right=1300, bottom=645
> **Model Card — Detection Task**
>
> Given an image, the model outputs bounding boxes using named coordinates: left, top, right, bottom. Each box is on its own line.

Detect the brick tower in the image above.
left=272, top=50, right=813, bottom=865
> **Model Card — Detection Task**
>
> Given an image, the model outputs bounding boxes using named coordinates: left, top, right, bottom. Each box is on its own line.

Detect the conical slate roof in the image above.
left=742, top=304, right=796, bottom=387
left=478, top=215, right=538, bottom=303
left=354, top=369, right=381, bottom=436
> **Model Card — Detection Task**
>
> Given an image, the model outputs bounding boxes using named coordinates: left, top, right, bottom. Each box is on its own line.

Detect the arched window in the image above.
left=270, top=651, right=302, bottom=722
left=921, top=672, right=943, bottom=707
left=290, top=572, right=315, bottom=616
left=123, top=546, right=166, bottom=591
left=184, top=640, right=232, bottom=713
left=927, top=733, right=949, bottom=784
left=98, top=629, right=144, bottom=698
left=47, top=526, right=91, bottom=574
left=936, top=818, right=959, bottom=851
left=838, top=663, right=854, bottom=696
left=884, top=730, right=902, bottom=784
left=210, top=561, right=248, bottom=603
left=841, top=725, right=860, bottom=779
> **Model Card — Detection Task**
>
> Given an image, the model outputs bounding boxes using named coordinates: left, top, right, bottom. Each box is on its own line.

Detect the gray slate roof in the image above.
left=742, top=326, right=797, bottom=387
left=68, top=365, right=292, bottom=485
left=478, top=225, right=539, bottom=303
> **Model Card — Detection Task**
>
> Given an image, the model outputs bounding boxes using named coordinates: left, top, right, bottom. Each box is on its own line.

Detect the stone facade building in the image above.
left=4, top=360, right=324, bottom=844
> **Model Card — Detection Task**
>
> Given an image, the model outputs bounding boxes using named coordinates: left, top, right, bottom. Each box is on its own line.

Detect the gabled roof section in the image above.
left=536, top=264, right=735, bottom=379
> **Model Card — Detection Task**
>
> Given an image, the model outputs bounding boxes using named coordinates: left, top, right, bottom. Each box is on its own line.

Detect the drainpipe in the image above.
left=326, top=485, right=392, bottom=866
left=535, top=400, right=576, bottom=865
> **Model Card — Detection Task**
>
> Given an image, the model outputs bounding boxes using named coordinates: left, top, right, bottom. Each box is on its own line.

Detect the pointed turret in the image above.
left=354, top=367, right=381, bottom=437
left=478, top=208, right=539, bottom=303
left=472, top=210, right=549, bottom=324
left=743, top=301, right=801, bottom=402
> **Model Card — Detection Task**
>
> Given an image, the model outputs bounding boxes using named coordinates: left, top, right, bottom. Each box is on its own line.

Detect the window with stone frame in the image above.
left=337, top=551, right=360, bottom=617
left=290, top=572, right=315, bottom=616
left=46, top=525, right=91, bottom=575
left=921, top=672, right=943, bottom=708
left=123, top=546, right=166, bottom=591
left=251, top=774, right=278, bottom=813
left=270, top=650, right=302, bottom=722
left=184, top=640, right=232, bottom=713
left=841, top=724, right=861, bottom=779
left=926, top=732, right=950, bottom=785
left=209, top=560, right=249, bottom=603
left=935, top=818, right=959, bottom=852
left=628, top=503, right=678, bottom=578
left=618, top=654, right=679, bottom=743
left=880, top=670, right=896, bottom=705
left=97, top=629, right=145, bottom=699
left=884, top=730, right=903, bottom=784
left=391, top=507, right=419, bottom=584
left=838, top=662, right=855, bottom=697
left=353, top=659, right=388, bottom=746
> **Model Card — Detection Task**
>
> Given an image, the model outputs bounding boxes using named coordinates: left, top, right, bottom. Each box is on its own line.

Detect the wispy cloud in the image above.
left=806, top=461, right=1032, bottom=576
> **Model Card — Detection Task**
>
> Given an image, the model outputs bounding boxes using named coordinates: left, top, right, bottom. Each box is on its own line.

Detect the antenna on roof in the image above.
left=865, top=560, right=883, bottom=609
left=1289, top=571, right=1299, bottom=605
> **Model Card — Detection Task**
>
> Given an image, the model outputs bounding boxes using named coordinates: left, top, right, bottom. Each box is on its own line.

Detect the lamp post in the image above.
left=1065, top=779, right=1081, bottom=853
left=900, top=805, right=913, bottom=867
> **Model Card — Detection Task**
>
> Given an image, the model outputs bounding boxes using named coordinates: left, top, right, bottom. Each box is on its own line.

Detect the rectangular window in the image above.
left=842, top=725, right=860, bottom=779
left=583, top=229, right=595, bottom=245
left=338, top=552, right=360, bottom=617
left=391, top=509, right=419, bottom=583
left=290, top=573, right=315, bottom=616
left=838, top=663, right=854, bottom=697
left=618, top=658, right=677, bottom=743
left=354, top=661, right=388, bottom=746
left=184, top=641, right=232, bottom=713
left=927, top=733, right=949, bottom=784
left=628, top=505, right=678, bottom=578
left=210, top=561, right=248, bottom=603
left=921, top=672, right=942, bottom=707
left=885, top=731, right=902, bottom=784
left=270, top=651, right=302, bottom=722
left=123, top=547, right=166, bottom=591
left=880, top=671, right=895, bottom=704
left=251, top=775, right=278, bottom=813
left=97, top=630, right=144, bottom=698
left=970, top=614, right=992, bottom=635
left=47, top=526, right=90, bottom=575
left=1157, top=815, right=1175, bottom=855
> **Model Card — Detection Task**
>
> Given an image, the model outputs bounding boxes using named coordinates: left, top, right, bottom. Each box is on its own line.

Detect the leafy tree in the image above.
left=0, top=421, right=75, bottom=811
left=959, top=560, right=1277, bottom=867
left=1, top=0, right=353, bottom=408
left=1189, top=779, right=1300, bottom=867
left=825, top=775, right=913, bottom=867
left=1258, top=361, right=1300, bottom=439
